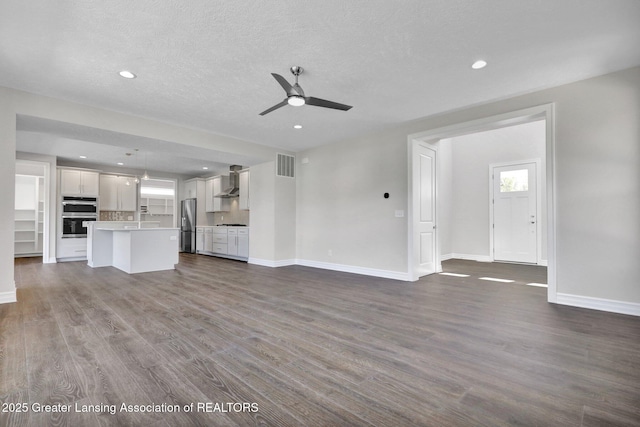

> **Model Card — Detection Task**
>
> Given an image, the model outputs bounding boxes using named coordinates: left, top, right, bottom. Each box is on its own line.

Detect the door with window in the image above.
left=492, top=162, right=537, bottom=263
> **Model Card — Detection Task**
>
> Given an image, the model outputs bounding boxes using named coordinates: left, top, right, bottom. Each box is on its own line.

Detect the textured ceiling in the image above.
left=3, top=1, right=640, bottom=170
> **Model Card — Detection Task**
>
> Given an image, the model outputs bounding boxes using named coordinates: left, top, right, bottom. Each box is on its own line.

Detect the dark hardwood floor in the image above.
left=2, top=255, right=640, bottom=426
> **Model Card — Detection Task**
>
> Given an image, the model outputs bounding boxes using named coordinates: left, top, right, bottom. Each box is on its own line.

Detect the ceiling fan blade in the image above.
left=271, top=73, right=302, bottom=96
left=305, top=96, right=352, bottom=111
left=259, top=99, right=288, bottom=116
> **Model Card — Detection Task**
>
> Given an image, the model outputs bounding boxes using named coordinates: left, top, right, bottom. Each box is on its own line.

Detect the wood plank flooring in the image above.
left=2, top=255, right=639, bottom=426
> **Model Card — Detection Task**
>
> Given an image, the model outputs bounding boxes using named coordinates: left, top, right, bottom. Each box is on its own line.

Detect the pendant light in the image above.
left=142, top=150, right=150, bottom=181
left=132, top=149, right=141, bottom=183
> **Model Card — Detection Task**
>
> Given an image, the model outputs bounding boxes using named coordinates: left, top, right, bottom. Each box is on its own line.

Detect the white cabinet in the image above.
left=119, top=179, right=137, bottom=211
left=227, top=227, right=249, bottom=257
left=183, top=179, right=198, bottom=199
left=205, top=178, right=215, bottom=212
left=183, top=178, right=206, bottom=227
left=57, top=237, right=88, bottom=259
left=196, top=226, right=248, bottom=260
left=60, top=169, right=100, bottom=196
left=237, top=228, right=249, bottom=258
left=205, top=175, right=230, bottom=212
left=204, top=227, right=214, bottom=252
left=239, top=169, right=250, bottom=210
left=227, top=228, right=237, bottom=255
left=196, top=227, right=204, bottom=253
left=99, top=175, right=118, bottom=210
left=212, top=227, right=228, bottom=253
left=196, top=226, right=249, bottom=261
left=100, top=175, right=137, bottom=211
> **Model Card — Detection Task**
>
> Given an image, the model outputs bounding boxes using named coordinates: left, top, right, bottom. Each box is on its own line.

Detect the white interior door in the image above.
left=413, top=143, right=436, bottom=277
left=493, top=162, right=537, bottom=263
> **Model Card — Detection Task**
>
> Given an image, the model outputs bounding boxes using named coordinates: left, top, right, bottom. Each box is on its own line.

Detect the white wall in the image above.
left=0, top=92, right=16, bottom=303
left=437, top=139, right=453, bottom=258
left=296, top=133, right=408, bottom=274
left=446, top=120, right=546, bottom=261
left=296, top=66, right=640, bottom=306
left=248, top=161, right=296, bottom=265
left=248, top=161, right=275, bottom=263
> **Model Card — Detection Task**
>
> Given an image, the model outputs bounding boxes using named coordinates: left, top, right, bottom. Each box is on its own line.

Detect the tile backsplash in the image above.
left=212, top=199, right=249, bottom=225
left=100, top=211, right=136, bottom=221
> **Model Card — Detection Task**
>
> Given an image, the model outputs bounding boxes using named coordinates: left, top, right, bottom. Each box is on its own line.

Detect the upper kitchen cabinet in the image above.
left=239, top=169, right=250, bottom=210
left=99, top=175, right=137, bottom=211
left=183, top=178, right=205, bottom=200
left=183, top=178, right=206, bottom=225
left=59, top=168, right=100, bottom=196
left=205, top=175, right=230, bottom=212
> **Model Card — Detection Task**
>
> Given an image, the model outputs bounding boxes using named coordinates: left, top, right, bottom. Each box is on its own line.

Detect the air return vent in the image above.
left=276, top=153, right=295, bottom=178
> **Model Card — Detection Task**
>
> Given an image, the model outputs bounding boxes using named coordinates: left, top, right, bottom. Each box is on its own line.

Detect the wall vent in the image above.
left=276, top=153, right=295, bottom=178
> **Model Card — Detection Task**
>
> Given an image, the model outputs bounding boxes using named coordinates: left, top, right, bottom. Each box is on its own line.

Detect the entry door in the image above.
left=492, top=162, right=537, bottom=263
left=413, top=144, right=436, bottom=276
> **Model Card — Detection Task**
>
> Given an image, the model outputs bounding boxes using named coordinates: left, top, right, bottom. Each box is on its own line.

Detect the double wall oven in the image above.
left=61, top=196, right=98, bottom=238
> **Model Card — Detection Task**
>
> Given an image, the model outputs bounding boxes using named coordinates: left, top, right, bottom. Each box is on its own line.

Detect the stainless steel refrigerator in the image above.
left=180, top=198, right=196, bottom=253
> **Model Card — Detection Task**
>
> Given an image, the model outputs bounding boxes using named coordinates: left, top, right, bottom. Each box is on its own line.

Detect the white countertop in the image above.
left=95, top=227, right=179, bottom=231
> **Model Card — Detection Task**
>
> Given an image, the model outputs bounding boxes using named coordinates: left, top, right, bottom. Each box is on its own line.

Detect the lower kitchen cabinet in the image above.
left=228, top=228, right=249, bottom=258
left=196, top=227, right=204, bottom=252
left=195, top=226, right=248, bottom=261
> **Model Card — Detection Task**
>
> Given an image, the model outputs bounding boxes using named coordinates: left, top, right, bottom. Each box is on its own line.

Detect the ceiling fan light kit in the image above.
left=260, top=66, right=352, bottom=116
left=287, top=96, right=305, bottom=107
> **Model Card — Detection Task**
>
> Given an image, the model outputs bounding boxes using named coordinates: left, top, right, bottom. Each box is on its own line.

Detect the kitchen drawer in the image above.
left=237, top=228, right=249, bottom=235
left=213, top=243, right=228, bottom=254
left=227, top=228, right=238, bottom=235
left=213, top=227, right=227, bottom=234
left=213, top=234, right=228, bottom=244
left=203, top=227, right=213, bottom=234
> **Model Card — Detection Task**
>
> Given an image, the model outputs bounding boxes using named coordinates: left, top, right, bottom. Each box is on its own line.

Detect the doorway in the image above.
left=407, top=104, right=557, bottom=303
left=14, top=159, right=50, bottom=261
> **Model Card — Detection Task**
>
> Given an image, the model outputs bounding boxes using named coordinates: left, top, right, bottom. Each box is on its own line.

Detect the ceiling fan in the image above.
left=259, top=66, right=353, bottom=116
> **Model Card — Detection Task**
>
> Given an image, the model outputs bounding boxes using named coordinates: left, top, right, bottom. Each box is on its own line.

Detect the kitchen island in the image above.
left=87, top=222, right=179, bottom=274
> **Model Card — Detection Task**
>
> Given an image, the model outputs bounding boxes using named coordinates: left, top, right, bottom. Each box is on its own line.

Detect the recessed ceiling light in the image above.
left=79, top=155, right=87, bottom=159
left=202, top=167, right=209, bottom=170
left=471, top=60, right=487, bottom=70
left=293, top=125, right=302, bottom=129
left=117, top=162, right=124, bottom=166
left=119, top=70, right=136, bottom=79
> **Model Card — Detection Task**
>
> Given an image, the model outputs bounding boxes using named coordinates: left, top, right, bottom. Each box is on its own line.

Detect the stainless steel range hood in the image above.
left=214, top=165, right=243, bottom=198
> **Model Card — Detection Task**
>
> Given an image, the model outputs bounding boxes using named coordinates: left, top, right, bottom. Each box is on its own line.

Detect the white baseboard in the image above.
left=44, top=257, right=57, bottom=264
left=444, top=253, right=548, bottom=267
left=447, top=253, right=493, bottom=263
left=248, top=258, right=296, bottom=268
left=296, top=259, right=410, bottom=281
left=556, top=293, right=640, bottom=317
left=249, top=257, right=410, bottom=281
left=0, top=285, right=17, bottom=304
